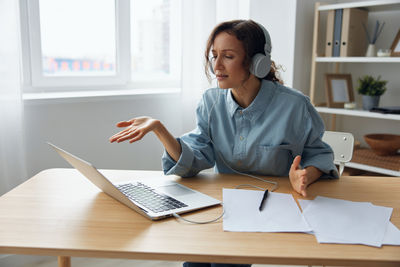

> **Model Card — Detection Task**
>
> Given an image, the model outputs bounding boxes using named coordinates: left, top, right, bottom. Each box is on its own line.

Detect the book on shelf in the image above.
left=333, top=9, right=343, bottom=57
left=340, top=8, right=368, bottom=57
left=325, top=10, right=335, bottom=57
left=325, top=8, right=369, bottom=57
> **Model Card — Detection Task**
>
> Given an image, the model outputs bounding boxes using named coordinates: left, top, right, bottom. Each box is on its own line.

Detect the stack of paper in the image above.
left=222, top=188, right=400, bottom=247
left=299, top=197, right=400, bottom=247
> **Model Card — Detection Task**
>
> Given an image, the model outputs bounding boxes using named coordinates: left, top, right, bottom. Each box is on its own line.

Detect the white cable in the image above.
left=172, top=206, right=225, bottom=224
left=235, top=184, right=265, bottom=190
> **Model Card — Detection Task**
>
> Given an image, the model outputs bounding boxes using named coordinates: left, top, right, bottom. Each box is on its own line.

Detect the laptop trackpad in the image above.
left=158, top=184, right=195, bottom=197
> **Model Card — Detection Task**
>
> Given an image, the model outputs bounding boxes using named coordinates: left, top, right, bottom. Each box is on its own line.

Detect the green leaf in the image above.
left=356, top=75, right=387, bottom=96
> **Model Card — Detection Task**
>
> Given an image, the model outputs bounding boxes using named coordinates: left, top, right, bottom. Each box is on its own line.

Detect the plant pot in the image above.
left=362, top=95, right=380, bottom=110
left=365, top=44, right=376, bottom=57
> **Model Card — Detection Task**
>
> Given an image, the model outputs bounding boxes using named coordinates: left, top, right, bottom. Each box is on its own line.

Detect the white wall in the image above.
left=23, top=93, right=183, bottom=178
left=250, top=0, right=297, bottom=87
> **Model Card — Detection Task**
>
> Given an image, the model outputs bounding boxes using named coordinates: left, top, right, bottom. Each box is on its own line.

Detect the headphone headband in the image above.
left=257, top=23, right=272, bottom=54
left=210, top=20, right=272, bottom=79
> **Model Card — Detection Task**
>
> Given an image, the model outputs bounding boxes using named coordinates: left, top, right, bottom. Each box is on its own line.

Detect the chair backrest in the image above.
left=322, top=131, right=354, bottom=176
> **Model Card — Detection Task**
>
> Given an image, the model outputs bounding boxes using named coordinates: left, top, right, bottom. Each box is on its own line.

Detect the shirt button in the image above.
left=239, top=110, right=243, bottom=115
left=240, top=136, right=244, bottom=141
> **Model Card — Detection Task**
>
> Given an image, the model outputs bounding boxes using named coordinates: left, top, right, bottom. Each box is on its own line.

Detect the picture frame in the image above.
left=324, top=74, right=355, bottom=108
left=390, top=29, right=400, bottom=57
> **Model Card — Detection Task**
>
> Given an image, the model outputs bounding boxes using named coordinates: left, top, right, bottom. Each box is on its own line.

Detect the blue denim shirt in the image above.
left=162, top=80, right=338, bottom=179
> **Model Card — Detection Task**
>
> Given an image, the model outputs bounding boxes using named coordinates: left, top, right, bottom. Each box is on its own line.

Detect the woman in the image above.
left=110, top=20, right=338, bottom=197
left=110, top=19, right=337, bottom=267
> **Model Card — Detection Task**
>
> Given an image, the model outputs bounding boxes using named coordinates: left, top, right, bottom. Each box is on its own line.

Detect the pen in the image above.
left=258, top=189, right=269, bottom=211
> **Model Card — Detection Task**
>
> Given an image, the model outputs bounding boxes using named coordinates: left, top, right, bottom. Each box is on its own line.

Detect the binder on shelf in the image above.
left=333, top=9, right=343, bottom=57
left=340, top=8, right=369, bottom=57
left=325, top=10, right=335, bottom=57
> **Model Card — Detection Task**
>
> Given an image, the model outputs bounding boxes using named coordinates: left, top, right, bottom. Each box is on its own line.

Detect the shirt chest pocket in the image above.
left=256, top=144, right=294, bottom=176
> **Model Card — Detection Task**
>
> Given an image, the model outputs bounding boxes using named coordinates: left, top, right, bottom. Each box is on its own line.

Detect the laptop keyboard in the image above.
left=117, top=182, right=188, bottom=213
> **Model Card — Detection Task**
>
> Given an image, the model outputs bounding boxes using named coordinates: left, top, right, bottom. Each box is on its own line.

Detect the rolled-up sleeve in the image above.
left=162, top=138, right=195, bottom=176
left=300, top=101, right=339, bottom=179
left=161, top=95, right=216, bottom=177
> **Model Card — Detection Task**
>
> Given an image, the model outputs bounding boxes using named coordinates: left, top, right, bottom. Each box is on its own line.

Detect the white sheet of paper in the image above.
left=299, top=199, right=400, bottom=246
left=298, top=199, right=311, bottom=211
left=301, top=196, right=393, bottom=247
left=383, top=222, right=400, bottom=245
left=222, top=188, right=311, bottom=232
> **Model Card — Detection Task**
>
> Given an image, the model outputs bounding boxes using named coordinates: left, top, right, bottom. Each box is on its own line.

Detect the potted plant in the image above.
left=356, top=75, right=387, bottom=110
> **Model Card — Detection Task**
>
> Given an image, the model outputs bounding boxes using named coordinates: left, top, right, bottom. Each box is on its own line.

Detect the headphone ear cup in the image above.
left=250, top=53, right=271, bottom=78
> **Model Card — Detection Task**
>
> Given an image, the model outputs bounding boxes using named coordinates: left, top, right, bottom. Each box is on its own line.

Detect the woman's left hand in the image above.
left=289, top=155, right=308, bottom=197
left=289, top=155, right=323, bottom=197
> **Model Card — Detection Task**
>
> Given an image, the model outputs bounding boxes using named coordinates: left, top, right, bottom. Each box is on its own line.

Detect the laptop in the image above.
left=48, top=143, right=221, bottom=220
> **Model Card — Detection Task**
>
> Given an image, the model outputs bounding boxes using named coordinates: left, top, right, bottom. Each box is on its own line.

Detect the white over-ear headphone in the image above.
left=251, top=23, right=272, bottom=78
left=210, top=22, right=272, bottom=79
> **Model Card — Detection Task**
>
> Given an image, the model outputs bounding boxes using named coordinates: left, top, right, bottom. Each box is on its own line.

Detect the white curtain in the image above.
left=180, top=0, right=249, bottom=132
left=180, top=0, right=216, bottom=132
left=0, top=0, right=27, bottom=196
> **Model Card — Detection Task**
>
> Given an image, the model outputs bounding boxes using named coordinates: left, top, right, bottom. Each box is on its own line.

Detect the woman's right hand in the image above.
left=109, top=116, right=160, bottom=144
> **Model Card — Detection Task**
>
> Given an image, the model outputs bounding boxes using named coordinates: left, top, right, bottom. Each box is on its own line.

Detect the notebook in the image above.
left=48, top=143, right=221, bottom=220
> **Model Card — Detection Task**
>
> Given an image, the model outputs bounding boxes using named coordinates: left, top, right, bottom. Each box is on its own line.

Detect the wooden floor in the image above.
left=0, top=255, right=307, bottom=267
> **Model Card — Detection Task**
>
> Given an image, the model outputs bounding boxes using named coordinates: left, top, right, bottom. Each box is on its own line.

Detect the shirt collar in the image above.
left=226, top=80, right=276, bottom=121
left=226, top=90, right=240, bottom=118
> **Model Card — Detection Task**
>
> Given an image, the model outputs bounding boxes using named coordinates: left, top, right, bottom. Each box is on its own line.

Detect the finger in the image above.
left=117, top=130, right=140, bottom=143
left=300, top=169, right=307, bottom=180
left=110, top=133, right=125, bottom=142
left=129, top=132, right=145, bottom=143
left=301, top=189, right=307, bottom=197
left=116, top=133, right=137, bottom=143
left=116, top=120, right=134, bottom=127
left=299, top=171, right=308, bottom=185
left=111, top=127, right=132, bottom=139
left=300, top=175, right=308, bottom=197
left=110, top=133, right=123, bottom=142
left=109, top=128, right=132, bottom=142
left=290, top=155, right=302, bottom=171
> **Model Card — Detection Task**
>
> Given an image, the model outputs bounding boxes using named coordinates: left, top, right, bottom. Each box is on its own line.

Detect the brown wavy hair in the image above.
left=204, top=19, right=283, bottom=84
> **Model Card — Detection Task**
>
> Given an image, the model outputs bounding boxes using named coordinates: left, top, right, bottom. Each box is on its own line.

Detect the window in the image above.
left=131, top=0, right=180, bottom=82
left=23, top=0, right=181, bottom=91
left=39, top=0, right=116, bottom=77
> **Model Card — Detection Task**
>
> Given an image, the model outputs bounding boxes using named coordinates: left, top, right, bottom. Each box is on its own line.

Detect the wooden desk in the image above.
left=0, top=168, right=399, bottom=267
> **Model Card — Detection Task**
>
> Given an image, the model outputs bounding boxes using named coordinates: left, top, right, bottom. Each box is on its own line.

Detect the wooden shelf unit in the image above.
left=310, top=1, right=400, bottom=176
left=349, top=148, right=400, bottom=176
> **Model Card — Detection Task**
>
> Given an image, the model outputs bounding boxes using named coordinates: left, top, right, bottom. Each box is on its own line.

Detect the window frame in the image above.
left=21, top=0, right=181, bottom=93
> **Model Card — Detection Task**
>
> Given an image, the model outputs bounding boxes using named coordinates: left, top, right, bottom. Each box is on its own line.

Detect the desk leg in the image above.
left=58, top=256, right=71, bottom=267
